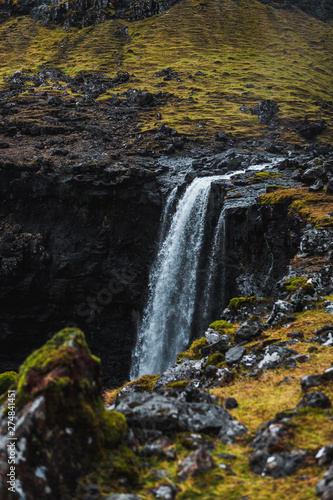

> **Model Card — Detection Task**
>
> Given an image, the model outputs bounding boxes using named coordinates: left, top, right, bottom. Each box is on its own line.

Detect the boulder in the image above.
left=114, top=392, right=246, bottom=442
left=316, top=467, right=333, bottom=499
left=266, top=299, right=295, bottom=326
left=316, top=444, right=333, bottom=467
left=0, top=328, right=134, bottom=499
left=225, top=346, right=246, bottom=365
left=301, top=374, right=322, bottom=390
left=153, top=359, right=206, bottom=391
left=257, top=345, right=298, bottom=371
left=151, top=483, right=178, bottom=499
left=234, top=316, right=264, bottom=343
left=250, top=100, right=279, bottom=124
left=297, top=391, right=332, bottom=409
left=295, top=119, right=327, bottom=140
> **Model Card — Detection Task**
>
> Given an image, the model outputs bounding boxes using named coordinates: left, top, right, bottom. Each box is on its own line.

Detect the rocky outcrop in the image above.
left=258, top=0, right=333, bottom=22
left=0, top=0, right=182, bottom=28
left=0, top=162, right=163, bottom=387
left=114, top=0, right=181, bottom=21
left=0, top=328, right=133, bottom=499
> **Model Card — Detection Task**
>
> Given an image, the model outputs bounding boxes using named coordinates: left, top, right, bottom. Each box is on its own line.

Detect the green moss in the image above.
left=206, top=353, right=225, bottom=366
left=0, top=371, right=18, bottom=395
left=256, top=170, right=281, bottom=178
left=16, top=328, right=98, bottom=407
left=177, top=337, right=207, bottom=361
left=78, top=444, right=141, bottom=492
left=101, top=411, right=127, bottom=448
left=302, top=282, right=315, bottom=294
left=260, top=187, right=333, bottom=227
left=229, top=296, right=257, bottom=311
left=283, top=277, right=308, bottom=293
left=209, top=320, right=234, bottom=334
left=127, top=374, right=159, bottom=392
left=166, top=380, right=190, bottom=388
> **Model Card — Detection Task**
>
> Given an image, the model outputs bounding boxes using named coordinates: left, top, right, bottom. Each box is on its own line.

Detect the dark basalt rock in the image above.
left=250, top=100, right=279, bottom=125
left=316, top=444, right=333, bottom=467
left=0, top=163, right=163, bottom=387
left=225, top=346, right=246, bottom=365
left=316, top=466, right=333, bottom=499
left=249, top=414, right=308, bottom=478
left=257, top=0, right=333, bottom=22
left=158, top=383, right=217, bottom=404
left=256, top=345, right=298, bottom=371
left=265, top=299, right=295, bottom=326
left=260, top=450, right=308, bottom=478
left=153, top=359, right=206, bottom=391
left=234, top=316, right=264, bottom=343
left=114, top=0, right=181, bottom=21
left=114, top=392, right=247, bottom=441
left=295, top=119, right=327, bottom=140
left=301, top=374, right=322, bottom=390
left=297, top=391, right=332, bottom=409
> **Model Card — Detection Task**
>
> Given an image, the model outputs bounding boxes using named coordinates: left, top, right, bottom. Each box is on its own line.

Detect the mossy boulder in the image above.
left=283, top=277, right=308, bottom=293
left=206, top=353, right=225, bottom=367
left=0, top=328, right=136, bottom=499
left=208, top=320, right=234, bottom=334
left=229, top=296, right=257, bottom=311
left=0, top=371, right=18, bottom=395
left=177, top=337, right=208, bottom=361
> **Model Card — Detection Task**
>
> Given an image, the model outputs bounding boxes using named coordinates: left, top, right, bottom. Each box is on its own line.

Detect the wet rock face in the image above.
left=0, top=329, right=128, bottom=499
left=218, top=200, right=302, bottom=311
left=0, top=165, right=162, bottom=386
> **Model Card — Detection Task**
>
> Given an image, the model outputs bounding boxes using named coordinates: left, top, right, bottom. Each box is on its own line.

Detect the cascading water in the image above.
left=130, top=160, right=281, bottom=379
left=130, top=176, right=225, bottom=378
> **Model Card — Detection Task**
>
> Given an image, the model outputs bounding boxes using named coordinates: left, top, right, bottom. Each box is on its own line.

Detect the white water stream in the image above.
left=130, top=161, right=280, bottom=378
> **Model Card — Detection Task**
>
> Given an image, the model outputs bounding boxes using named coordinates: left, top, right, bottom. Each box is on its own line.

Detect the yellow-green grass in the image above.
left=210, top=305, right=333, bottom=431
left=99, top=303, right=333, bottom=499
left=0, top=0, right=333, bottom=142
left=260, top=187, right=333, bottom=227
left=102, top=374, right=159, bottom=405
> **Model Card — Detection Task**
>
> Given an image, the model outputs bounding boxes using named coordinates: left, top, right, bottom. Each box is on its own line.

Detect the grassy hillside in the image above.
left=0, top=0, right=332, bottom=143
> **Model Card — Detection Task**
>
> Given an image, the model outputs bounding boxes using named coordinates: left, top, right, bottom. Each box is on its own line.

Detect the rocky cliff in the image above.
left=0, top=161, right=163, bottom=386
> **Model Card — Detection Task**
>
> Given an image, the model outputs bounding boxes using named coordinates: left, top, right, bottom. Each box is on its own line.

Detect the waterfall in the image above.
left=130, top=176, right=225, bottom=378
left=130, top=160, right=279, bottom=379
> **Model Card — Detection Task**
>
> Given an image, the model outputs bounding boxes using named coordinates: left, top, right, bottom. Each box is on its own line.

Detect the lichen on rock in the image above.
left=0, top=328, right=135, bottom=499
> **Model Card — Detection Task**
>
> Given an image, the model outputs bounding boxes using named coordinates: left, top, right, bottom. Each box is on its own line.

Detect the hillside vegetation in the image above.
left=0, top=0, right=332, bottom=143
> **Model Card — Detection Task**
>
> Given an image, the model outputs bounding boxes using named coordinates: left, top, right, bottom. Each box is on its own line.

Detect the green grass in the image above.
left=0, top=0, right=332, bottom=142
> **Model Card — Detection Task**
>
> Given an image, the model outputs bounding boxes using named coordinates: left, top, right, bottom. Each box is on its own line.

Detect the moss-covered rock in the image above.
left=283, top=277, right=308, bottom=293
left=177, top=337, right=208, bottom=361
left=229, top=296, right=257, bottom=311
left=0, top=328, right=136, bottom=499
left=206, top=353, right=225, bottom=366
left=209, top=320, right=234, bottom=334
left=0, top=371, right=18, bottom=395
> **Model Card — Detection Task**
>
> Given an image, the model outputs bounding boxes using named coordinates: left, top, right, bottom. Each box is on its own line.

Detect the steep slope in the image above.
left=0, top=0, right=332, bottom=145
